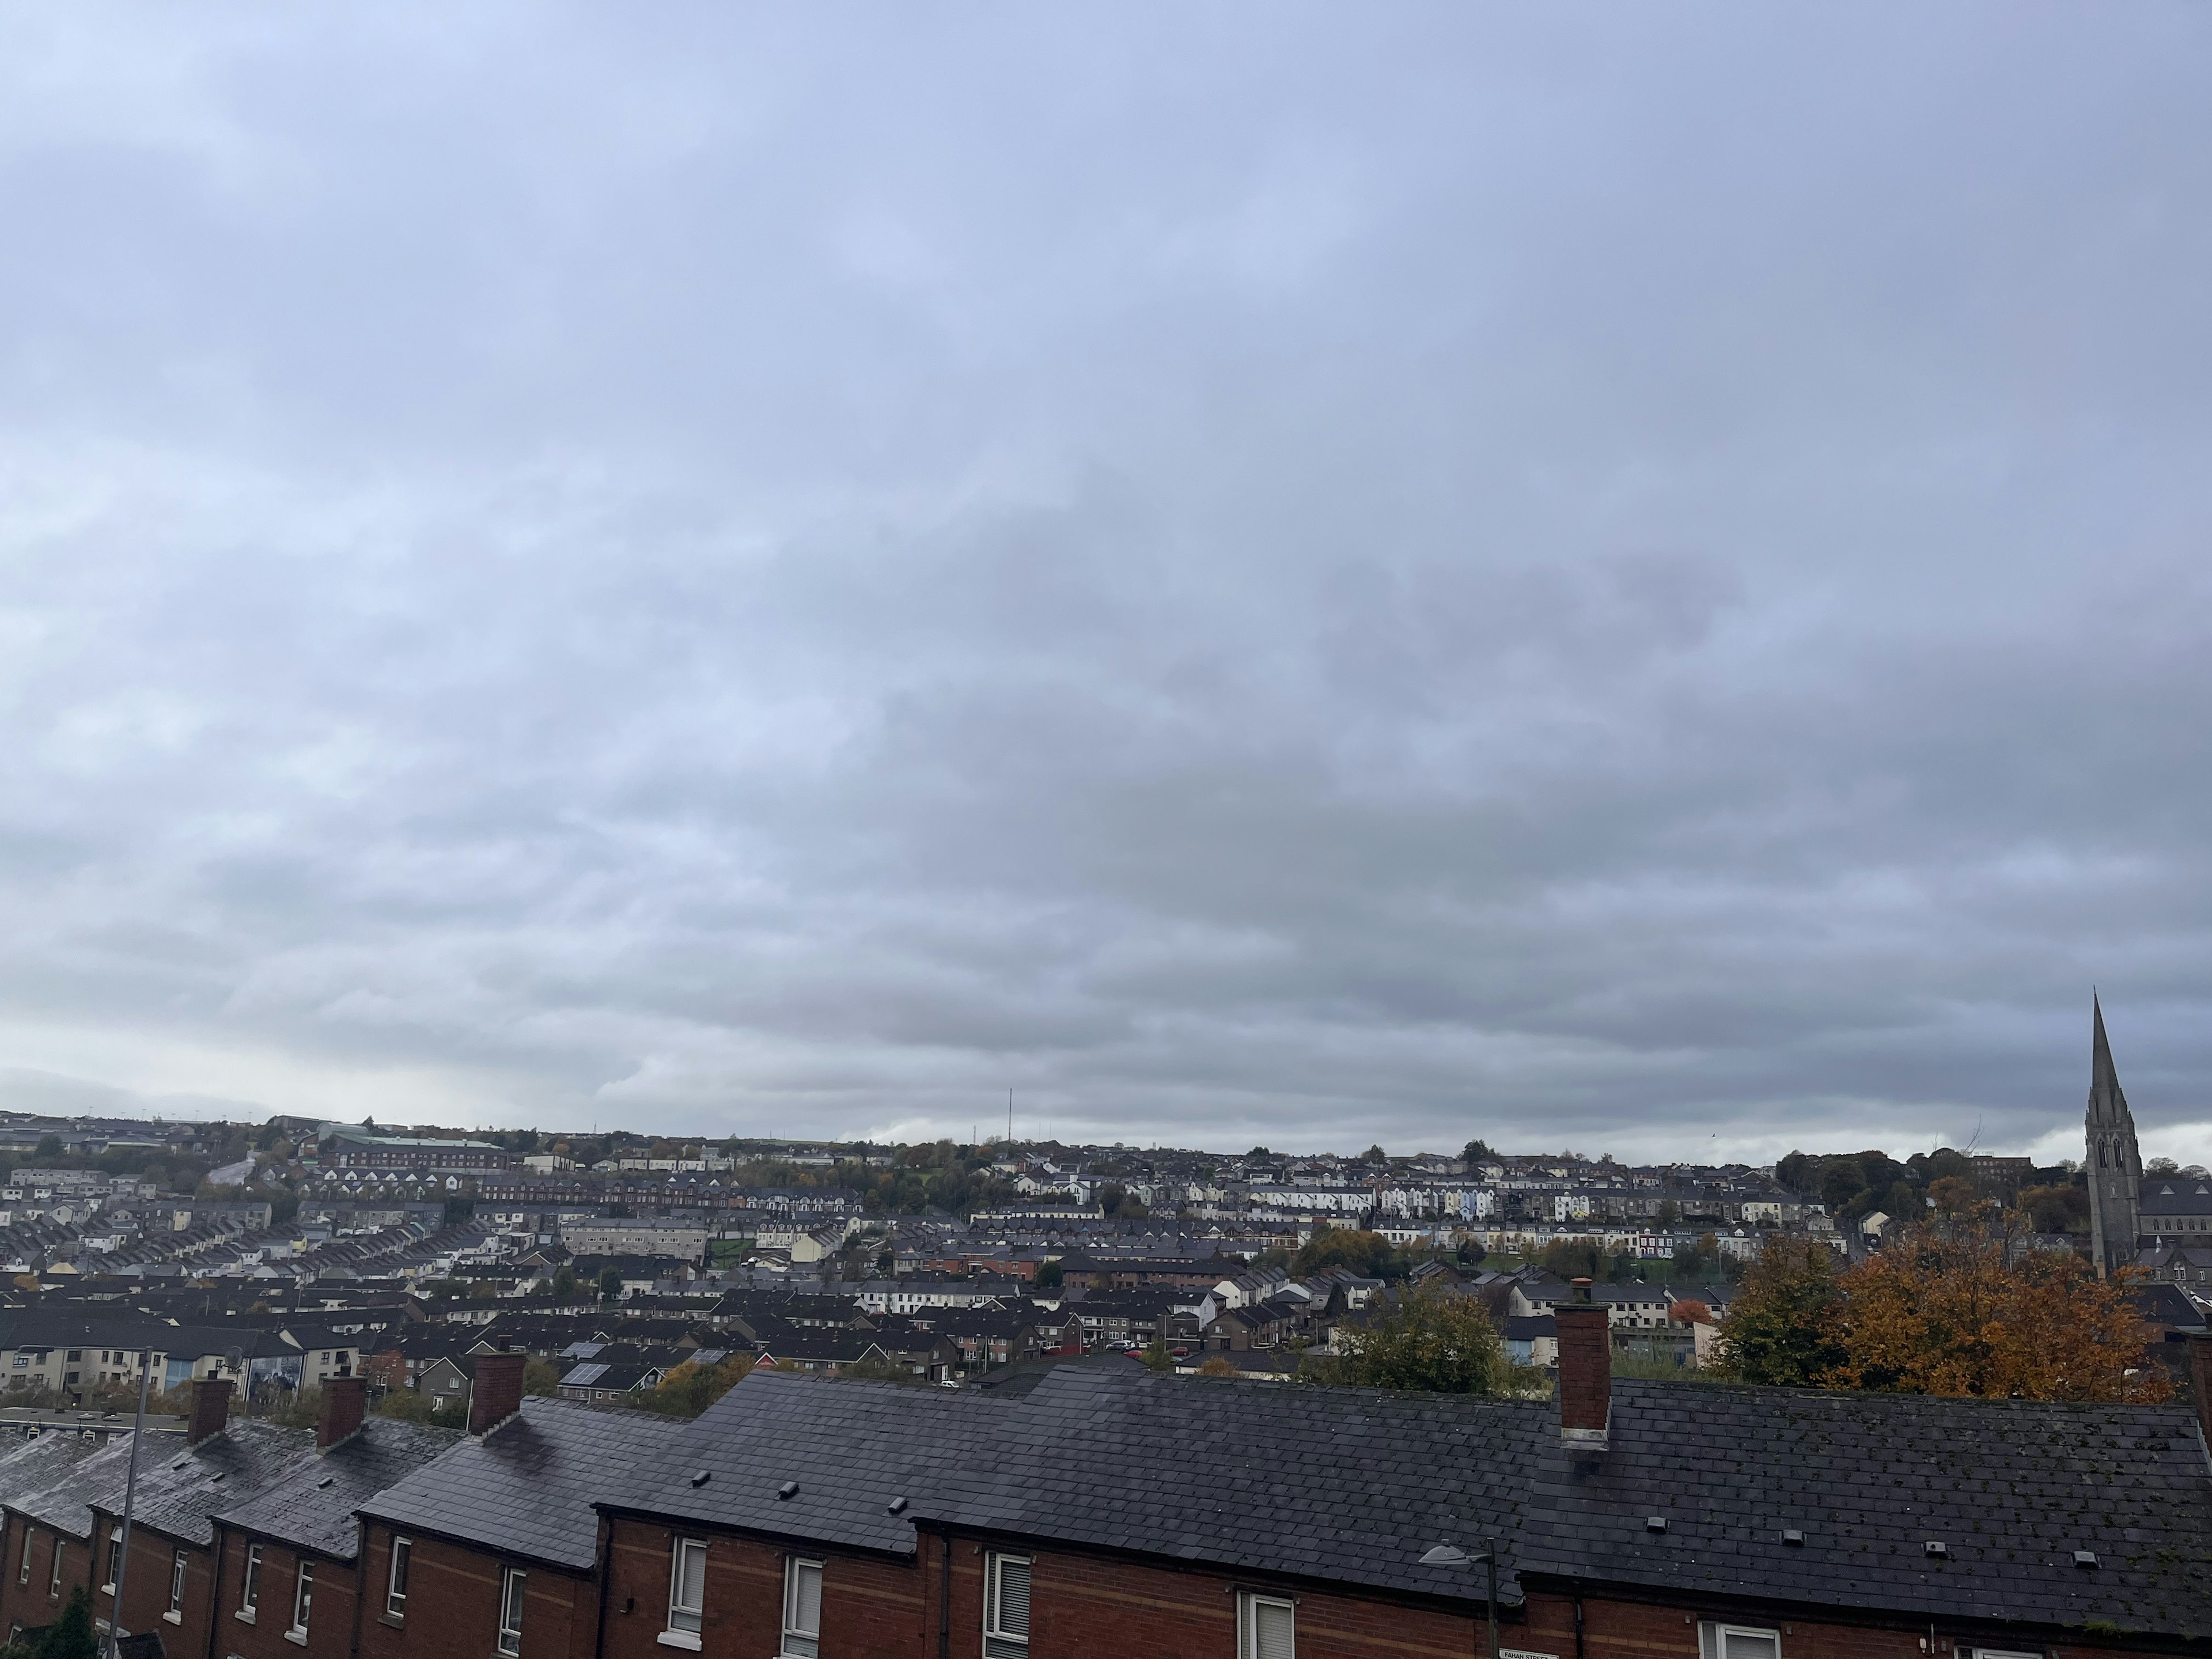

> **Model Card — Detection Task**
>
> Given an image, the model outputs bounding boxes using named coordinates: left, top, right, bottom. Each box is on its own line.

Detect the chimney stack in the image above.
left=2190, top=1335, right=2212, bottom=1453
left=318, top=1376, right=367, bottom=1452
left=187, top=1377, right=233, bottom=1447
left=469, top=1347, right=527, bottom=1436
left=1555, top=1278, right=1611, bottom=1454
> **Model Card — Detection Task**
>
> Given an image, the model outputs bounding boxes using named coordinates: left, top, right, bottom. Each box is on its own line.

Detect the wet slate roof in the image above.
left=84, top=1420, right=310, bottom=1548
left=358, top=1397, right=688, bottom=1571
left=215, top=1419, right=458, bottom=1562
left=0, top=1434, right=102, bottom=1512
left=608, top=1371, right=1012, bottom=1559
left=10, top=1437, right=137, bottom=1539
left=1516, top=1379, right=2212, bottom=1639
left=909, top=1366, right=1552, bottom=1602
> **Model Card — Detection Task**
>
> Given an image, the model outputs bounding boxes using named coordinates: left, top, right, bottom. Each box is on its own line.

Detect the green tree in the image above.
left=1331, top=1281, right=1506, bottom=1395
left=32, top=1135, right=62, bottom=1160
left=1293, top=1226, right=1403, bottom=1281
left=374, top=1387, right=439, bottom=1423
left=1461, top=1139, right=1497, bottom=1165
left=34, top=1588, right=95, bottom=1659
left=1139, top=1334, right=1175, bottom=1374
left=1033, top=1259, right=1063, bottom=1290
left=523, top=1358, right=563, bottom=1397
left=597, top=1266, right=623, bottom=1303
left=1360, top=1143, right=1387, bottom=1164
left=1654, top=1199, right=1680, bottom=1226
left=1713, top=1236, right=1846, bottom=1386
left=551, top=1264, right=578, bottom=1300
left=643, top=1355, right=754, bottom=1417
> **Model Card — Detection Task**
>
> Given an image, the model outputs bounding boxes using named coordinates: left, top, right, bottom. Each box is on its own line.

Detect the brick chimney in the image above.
left=318, top=1376, right=367, bottom=1452
left=2190, top=1335, right=2212, bottom=1452
left=469, top=1348, right=527, bottom=1435
left=187, top=1377, right=233, bottom=1447
left=1555, top=1278, right=1611, bottom=1454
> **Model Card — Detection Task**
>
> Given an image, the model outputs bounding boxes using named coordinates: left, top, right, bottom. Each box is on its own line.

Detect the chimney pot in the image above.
left=469, top=1351, right=528, bottom=1435
left=187, top=1377, right=233, bottom=1447
left=318, top=1376, right=367, bottom=1452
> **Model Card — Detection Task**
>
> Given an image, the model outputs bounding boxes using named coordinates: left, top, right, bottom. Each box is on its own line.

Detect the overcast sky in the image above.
left=1, top=6, right=2207, bottom=1164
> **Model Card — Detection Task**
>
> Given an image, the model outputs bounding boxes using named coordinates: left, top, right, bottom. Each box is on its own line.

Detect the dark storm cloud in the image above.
left=0, top=4, right=2208, bottom=1162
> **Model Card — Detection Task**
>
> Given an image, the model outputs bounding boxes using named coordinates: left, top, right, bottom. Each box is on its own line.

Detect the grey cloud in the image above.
left=0, top=5, right=2208, bottom=1161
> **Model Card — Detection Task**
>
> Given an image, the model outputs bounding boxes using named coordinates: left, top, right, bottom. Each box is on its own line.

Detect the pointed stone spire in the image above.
left=2086, top=991, right=2142, bottom=1277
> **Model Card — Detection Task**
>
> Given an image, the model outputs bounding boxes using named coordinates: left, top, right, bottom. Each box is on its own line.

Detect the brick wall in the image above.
left=0, top=1516, right=90, bottom=1637
left=355, top=1522, right=597, bottom=1659
left=923, top=1529, right=1482, bottom=1659
left=603, top=1516, right=923, bottom=1659
left=90, top=1514, right=218, bottom=1657
left=211, top=1531, right=358, bottom=1659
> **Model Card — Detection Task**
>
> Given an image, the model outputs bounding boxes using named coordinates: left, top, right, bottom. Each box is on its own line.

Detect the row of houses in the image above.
left=4, top=1301, right=2209, bottom=1659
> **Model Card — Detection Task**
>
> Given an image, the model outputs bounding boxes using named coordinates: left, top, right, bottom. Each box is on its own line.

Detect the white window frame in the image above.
left=290, top=1559, right=315, bottom=1638
left=781, top=1556, right=823, bottom=1659
left=18, top=1525, right=32, bottom=1585
left=240, top=1543, right=262, bottom=1619
left=660, top=1539, right=706, bottom=1650
left=103, top=1526, right=122, bottom=1594
left=169, top=1547, right=188, bottom=1618
left=1237, top=1591, right=1296, bottom=1659
left=1697, top=1622, right=1781, bottom=1659
left=498, top=1566, right=527, bottom=1657
left=49, top=1536, right=64, bottom=1599
left=983, top=1552, right=1031, bottom=1659
left=386, top=1536, right=411, bottom=1619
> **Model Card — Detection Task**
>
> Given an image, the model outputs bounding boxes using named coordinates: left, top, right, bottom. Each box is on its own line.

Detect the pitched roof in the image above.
left=607, top=1370, right=1011, bottom=1558
left=1516, top=1380, right=2212, bottom=1638
left=910, top=1366, right=1550, bottom=1603
left=214, top=1418, right=457, bottom=1561
left=358, top=1398, right=688, bottom=1571
left=84, top=1421, right=309, bottom=1548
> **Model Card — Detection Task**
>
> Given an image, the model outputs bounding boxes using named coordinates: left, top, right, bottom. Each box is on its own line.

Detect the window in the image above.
left=385, top=1537, right=411, bottom=1619
left=170, top=1548, right=188, bottom=1615
left=1698, top=1624, right=1779, bottom=1659
left=983, top=1554, right=1030, bottom=1659
left=47, top=1537, right=62, bottom=1598
left=781, top=1558, right=822, bottom=1659
left=290, top=1561, right=314, bottom=1636
left=662, top=1540, right=706, bottom=1646
left=19, top=1527, right=32, bottom=1585
left=241, top=1544, right=262, bottom=1616
left=1238, top=1593, right=1295, bottom=1659
left=104, top=1526, right=122, bottom=1592
left=498, top=1567, right=527, bottom=1657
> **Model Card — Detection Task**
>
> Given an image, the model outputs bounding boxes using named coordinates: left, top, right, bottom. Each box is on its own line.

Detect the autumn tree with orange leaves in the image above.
left=1717, top=1206, right=2168, bottom=1403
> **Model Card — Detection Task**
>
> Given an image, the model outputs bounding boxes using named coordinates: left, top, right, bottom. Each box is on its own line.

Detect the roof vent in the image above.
left=1645, top=1517, right=1667, bottom=1533
left=1782, top=1529, right=1804, bottom=1546
left=2074, top=1550, right=2100, bottom=1569
left=316, top=1476, right=334, bottom=1489
left=690, top=1470, right=711, bottom=1488
left=1924, top=1541, right=1946, bottom=1558
left=887, top=1496, right=909, bottom=1515
left=778, top=1480, right=799, bottom=1500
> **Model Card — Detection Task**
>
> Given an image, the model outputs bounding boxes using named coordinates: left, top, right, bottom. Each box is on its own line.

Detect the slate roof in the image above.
left=910, top=1366, right=1551, bottom=1602
left=0, top=1433, right=104, bottom=1518
left=607, top=1370, right=1012, bottom=1558
left=358, top=1397, right=688, bottom=1571
left=214, top=1418, right=457, bottom=1561
left=10, top=1436, right=137, bottom=1538
left=1516, top=1379, right=2212, bottom=1639
left=85, top=1420, right=309, bottom=1548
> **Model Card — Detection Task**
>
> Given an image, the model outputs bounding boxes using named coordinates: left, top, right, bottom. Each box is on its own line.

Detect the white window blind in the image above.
left=984, top=1554, right=1031, bottom=1659
left=1239, top=1593, right=1295, bottom=1659
left=291, top=1561, right=315, bottom=1634
left=668, top=1540, right=706, bottom=1635
left=782, top=1558, right=823, bottom=1658
left=1698, top=1623, right=1779, bottom=1659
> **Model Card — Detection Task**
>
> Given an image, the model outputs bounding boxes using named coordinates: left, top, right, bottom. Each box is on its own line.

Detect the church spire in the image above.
left=2085, top=991, right=2142, bottom=1277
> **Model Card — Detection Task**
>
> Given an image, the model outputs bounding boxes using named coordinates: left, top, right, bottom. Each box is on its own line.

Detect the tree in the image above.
left=1823, top=1224, right=2167, bottom=1402
left=2019, top=1183, right=2089, bottom=1235
left=32, top=1135, right=61, bottom=1160
left=551, top=1264, right=578, bottom=1301
left=1139, top=1334, right=1175, bottom=1374
left=34, top=1588, right=95, bottom=1659
left=1360, top=1144, right=1387, bottom=1164
left=1461, top=1139, right=1497, bottom=1165
left=597, top=1266, right=623, bottom=1303
left=523, top=1358, right=563, bottom=1397
left=1033, top=1259, right=1064, bottom=1290
left=1196, top=1355, right=1239, bottom=1378
left=1331, top=1281, right=1507, bottom=1395
left=1293, top=1226, right=1402, bottom=1281
left=375, top=1386, right=439, bottom=1423
left=644, top=1355, right=755, bottom=1417
left=1654, top=1199, right=1680, bottom=1226
left=1712, top=1236, right=1846, bottom=1387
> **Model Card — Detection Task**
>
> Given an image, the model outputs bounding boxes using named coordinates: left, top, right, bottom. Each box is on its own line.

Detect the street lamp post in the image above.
left=107, top=1346, right=156, bottom=1659
left=1419, top=1537, right=1500, bottom=1659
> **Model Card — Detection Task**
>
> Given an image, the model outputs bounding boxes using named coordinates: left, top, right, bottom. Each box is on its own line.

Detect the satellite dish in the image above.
left=225, top=1347, right=244, bottom=1372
